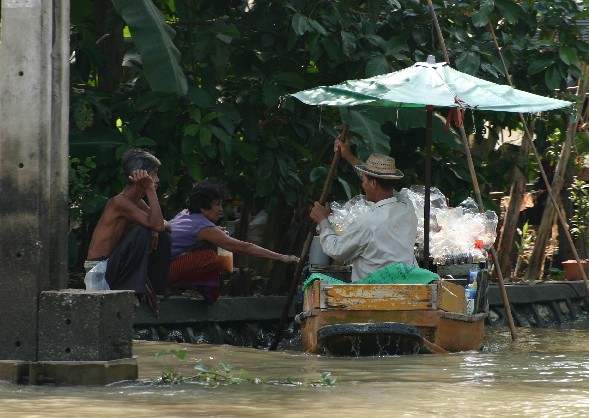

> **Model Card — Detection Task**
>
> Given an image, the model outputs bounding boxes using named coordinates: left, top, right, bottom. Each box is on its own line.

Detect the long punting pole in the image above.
left=270, top=126, right=350, bottom=351
left=426, top=0, right=518, bottom=340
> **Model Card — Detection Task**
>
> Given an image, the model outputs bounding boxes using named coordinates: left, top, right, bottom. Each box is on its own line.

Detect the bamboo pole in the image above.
left=426, top=0, right=518, bottom=340
left=486, top=23, right=589, bottom=294
left=496, top=123, right=533, bottom=279
left=269, top=126, right=350, bottom=351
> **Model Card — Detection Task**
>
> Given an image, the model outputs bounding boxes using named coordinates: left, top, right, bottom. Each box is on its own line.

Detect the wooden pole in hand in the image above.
left=269, top=126, right=349, bottom=351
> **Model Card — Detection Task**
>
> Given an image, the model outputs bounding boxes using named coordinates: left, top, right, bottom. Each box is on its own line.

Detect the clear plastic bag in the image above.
left=84, top=259, right=110, bottom=290
left=328, top=195, right=374, bottom=235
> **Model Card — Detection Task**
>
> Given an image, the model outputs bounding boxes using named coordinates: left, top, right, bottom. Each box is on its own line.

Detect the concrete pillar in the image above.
left=0, top=0, right=70, bottom=360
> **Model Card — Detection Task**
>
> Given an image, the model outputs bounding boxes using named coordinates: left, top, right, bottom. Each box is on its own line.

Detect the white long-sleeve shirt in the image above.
left=317, top=194, right=418, bottom=281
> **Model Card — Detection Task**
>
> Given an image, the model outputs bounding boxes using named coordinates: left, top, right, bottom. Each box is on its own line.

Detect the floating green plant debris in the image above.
left=153, top=349, right=337, bottom=387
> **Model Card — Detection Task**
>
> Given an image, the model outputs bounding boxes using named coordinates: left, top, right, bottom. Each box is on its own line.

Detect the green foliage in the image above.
left=112, top=0, right=188, bottom=95
left=69, top=156, right=102, bottom=226
left=546, top=267, right=564, bottom=281
left=69, top=0, right=587, bottom=270
left=569, top=177, right=589, bottom=243
left=153, top=349, right=337, bottom=387
left=515, top=221, right=532, bottom=263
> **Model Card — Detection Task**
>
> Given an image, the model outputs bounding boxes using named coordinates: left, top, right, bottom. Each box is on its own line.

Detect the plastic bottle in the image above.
left=468, top=266, right=479, bottom=285
left=465, top=284, right=477, bottom=315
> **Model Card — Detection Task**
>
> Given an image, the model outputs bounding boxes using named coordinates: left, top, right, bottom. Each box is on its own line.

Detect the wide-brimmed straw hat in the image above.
left=355, top=153, right=404, bottom=180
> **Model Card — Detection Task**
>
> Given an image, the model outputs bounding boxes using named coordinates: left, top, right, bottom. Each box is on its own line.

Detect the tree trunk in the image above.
left=524, top=124, right=574, bottom=281
left=95, top=0, right=124, bottom=93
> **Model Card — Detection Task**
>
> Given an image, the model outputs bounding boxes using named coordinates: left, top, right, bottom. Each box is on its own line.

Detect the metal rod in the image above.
left=423, top=107, right=433, bottom=270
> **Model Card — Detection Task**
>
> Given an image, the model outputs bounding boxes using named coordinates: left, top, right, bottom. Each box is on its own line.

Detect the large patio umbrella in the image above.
left=291, top=56, right=573, bottom=270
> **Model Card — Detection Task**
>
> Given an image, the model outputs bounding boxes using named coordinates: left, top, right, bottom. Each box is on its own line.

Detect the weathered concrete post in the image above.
left=0, top=0, right=69, bottom=360
left=0, top=1, right=137, bottom=385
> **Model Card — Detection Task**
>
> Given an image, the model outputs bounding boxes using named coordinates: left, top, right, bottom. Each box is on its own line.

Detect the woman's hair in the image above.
left=187, top=178, right=228, bottom=213
left=122, top=148, right=161, bottom=183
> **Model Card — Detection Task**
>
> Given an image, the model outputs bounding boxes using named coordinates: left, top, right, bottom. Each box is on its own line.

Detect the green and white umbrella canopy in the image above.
left=292, top=56, right=573, bottom=269
left=292, top=57, right=573, bottom=112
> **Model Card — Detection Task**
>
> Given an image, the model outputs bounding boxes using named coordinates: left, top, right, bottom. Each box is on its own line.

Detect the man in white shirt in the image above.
left=310, top=140, right=418, bottom=282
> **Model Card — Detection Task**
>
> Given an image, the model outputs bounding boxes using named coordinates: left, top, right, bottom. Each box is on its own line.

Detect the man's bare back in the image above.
left=87, top=195, right=140, bottom=259
left=87, top=169, right=165, bottom=260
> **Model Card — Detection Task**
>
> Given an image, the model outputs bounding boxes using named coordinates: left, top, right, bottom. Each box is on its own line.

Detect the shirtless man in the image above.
left=86, top=148, right=172, bottom=295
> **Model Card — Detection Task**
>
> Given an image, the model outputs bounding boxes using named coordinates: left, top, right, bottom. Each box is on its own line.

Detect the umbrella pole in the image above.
left=423, top=107, right=433, bottom=270
left=426, top=0, right=518, bottom=340
left=269, top=126, right=350, bottom=351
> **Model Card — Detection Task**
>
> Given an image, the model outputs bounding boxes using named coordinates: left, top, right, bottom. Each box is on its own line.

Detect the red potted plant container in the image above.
left=562, top=260, right=589, bottom=281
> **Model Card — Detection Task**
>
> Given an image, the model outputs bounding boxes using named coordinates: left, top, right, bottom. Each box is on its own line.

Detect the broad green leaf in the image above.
left=186, top=86, right=214, bottom=108
left=201, top=112, right=222, bottom=124
left=559, top=47, right=578, bottom=66
left=171, top=348, right=187, bottom=360
left=341, top=109, right=390, bottom=159
left=367, top=0, right=384, bottom=21
left=184, top=124, right=199, bottom=136
left=337, top=177, right=353, bottom=200
left=292, top=13, right=310, bottom=36
left=321, top=37, right=345, bottom=64
left=341, top=31, right=357, bottom=57
left=496, top=0, right=520, bottom=24
left=219, top=361, right=232, bottom=372
left=262, top=82, right=283, bottom=107
left=471, top=10, right=490, bottom=27
left=544, top=65, right=561, bottom=91
left=234, top=141, right=258, bottom=163
left=274, top=73, right=306, bottom=90
left=189, top=108, right=202, bottom=123
left=528, top=57, right=555, bottom=75
left=480, top=0, right=494, bottom=13
left=211, top=125, right=232, bottom=147
left=134, top=136, right=157, bottom=146
left=184, top=154, right=203, bottom=180
left=310, top=166, right=328, bottom=183
left=112, top=0, right=187, bottom=95
left=258, top=150, right=275, bottom=178
left=384, top=38, right=411, bottom=62
left=308, top=18, right=327, bottom=36
left=181, top=135, right=197, bottom=154
left=199, top=124, right=213, bottom=147
left=212, top=39, right=231, bottom=75
left=480, top=62, right=500, bottom=78
left=135, top=91, right=161, bottom=111
left=363, top=34, right=386, bottom=49
left=276, top=154, right=290, bottom=177
left=455, top=51, right=480, bottom=74
left=365, top=55, right=390, bottom=77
